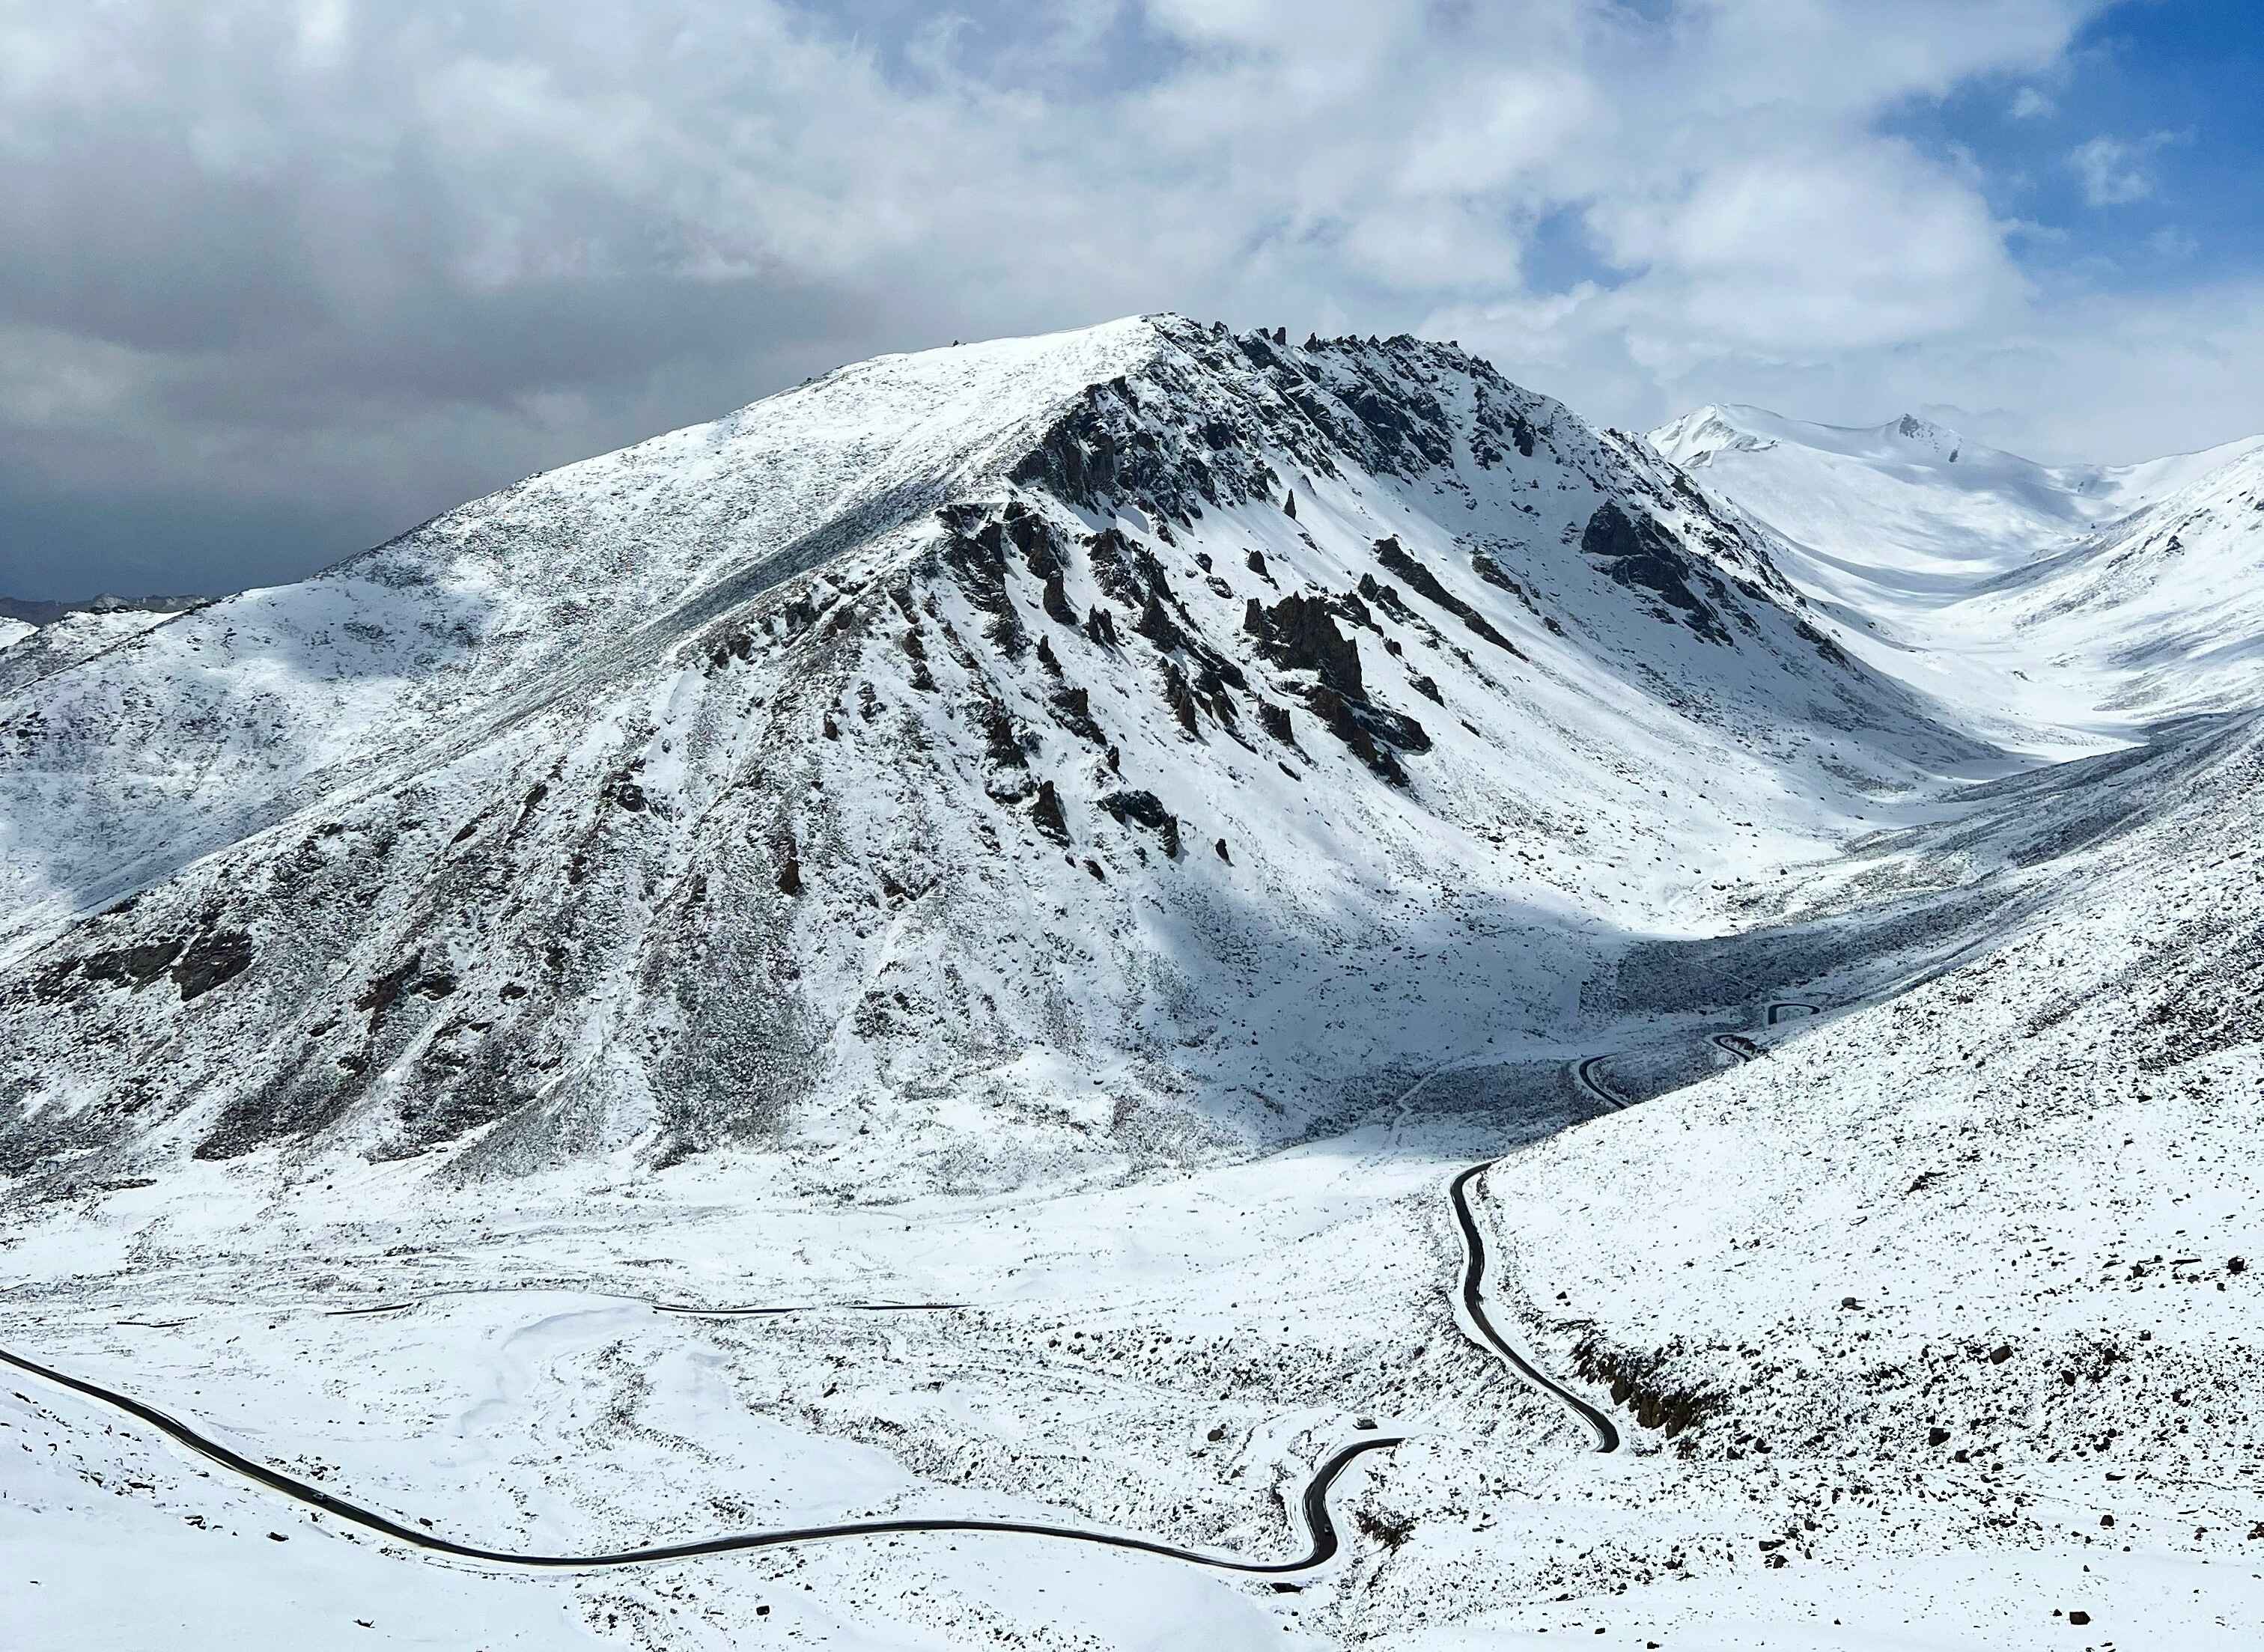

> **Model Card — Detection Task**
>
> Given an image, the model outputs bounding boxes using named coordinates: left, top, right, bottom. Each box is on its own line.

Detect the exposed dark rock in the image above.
left=937, top=511, right=1027, bottom=656
left=1333, top=589, right=1376, bottom=632
left=1193, top=662, right=1241, bottom=725
left=1084, top=527, right=1148, bottom=609
left=976, top=700, right=1028, bottom=769
left=1355, top=573, right=1419, bottom=627
left=1470, top=552, right=1516, bottom=591
left=1214, top=838, right=1231, bottom=862
left=1245, top=549, right=1269, bottom=579
left=1795, top=617, right=1850, bottom=668
left=355, top=954, right=426, bottom=1025
left=1410, top=674, right=1443, bottom=704
left=1050, top=682, right=1105, bottom=745
left=1083, top=606, right=1118, bottom=647
left=1249, top=591, right=1363, bottom=695
left=1098, top=789, right=1181, bottom=859
left=1283, top=489, right=1297, bottom=519
left=1373, top=537, right=1522, bottom=656
left=1032, top=781, right=1068, bottom=842
left=1307, top=686, right=1409, bottom=784
left=1042, top=571, right=1077, bottom=625
left=1035, top=633, right=1062, bottom=674
left=1163, top=662, right=1201, bottom=736
left=1136, top=590, right=1188, bottom=653
left=1572, top=1338, right=1726, bottom=1439
left=173, top=931, right=253, bottom=1002
left=1257, top=699, right=1295, bottom=746
left=82, top=939, right=186, bottom=990
left=1002, top=502, right=1062, bottom=577
left=1579, top=502, right=1730, bottom=644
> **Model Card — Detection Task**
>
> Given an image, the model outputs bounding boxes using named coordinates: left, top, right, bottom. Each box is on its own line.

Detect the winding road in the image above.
left=1574, top=1054, right=1628, bottom=1110
left=1445, top=1164, right=1619, bottom=1451
left=4, top=997, right=1830, bottom=1579
left=0, top=1339, right=1397, bottom=1575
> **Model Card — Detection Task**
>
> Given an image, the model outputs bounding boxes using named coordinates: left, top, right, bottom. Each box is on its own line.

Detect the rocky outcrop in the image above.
left=1579, top=502, right=1732, bottom=644
left=1098, top=789, right=1181, bottom=859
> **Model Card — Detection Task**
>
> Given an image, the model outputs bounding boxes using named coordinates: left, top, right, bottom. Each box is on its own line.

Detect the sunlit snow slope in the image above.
left=1652, top=404, right=2264, bottom=749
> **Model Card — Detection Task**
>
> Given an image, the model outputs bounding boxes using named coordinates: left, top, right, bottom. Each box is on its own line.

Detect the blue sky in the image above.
left=1890, top=1, right=2264, bottom=295
left=2, top=0, right=2261, bottom=600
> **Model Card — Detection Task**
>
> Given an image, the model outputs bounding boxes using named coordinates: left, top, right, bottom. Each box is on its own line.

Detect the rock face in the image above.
left=0, top=313, right=1967, bottom=1195
left=1249, top=591, right=1364, bottom=695
left=1579, top=502, right=1737, bottom=644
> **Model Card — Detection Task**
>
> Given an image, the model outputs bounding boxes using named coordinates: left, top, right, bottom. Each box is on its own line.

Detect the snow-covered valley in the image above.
left=4, top=317, right=2259, bottom=1649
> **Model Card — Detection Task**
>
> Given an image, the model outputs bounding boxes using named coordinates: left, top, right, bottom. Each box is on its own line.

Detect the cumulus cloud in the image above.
left=3, top=0, right=2215, bottom=598
left=2009, top=85, right=2056, bottom=119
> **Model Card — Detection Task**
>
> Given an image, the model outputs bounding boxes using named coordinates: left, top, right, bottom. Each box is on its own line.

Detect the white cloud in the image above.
left=2068, top=130, right=2181, bottom=206
left=11, top=0, right=2236, bottom=595
left=2009, top=85, right=2055, bottom=119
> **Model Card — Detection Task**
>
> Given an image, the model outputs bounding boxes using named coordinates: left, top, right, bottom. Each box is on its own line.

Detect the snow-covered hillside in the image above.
left=4, top=323, right=2261, bottom=1652
left=0, top=316, right=1976, bottom=1192
left=1652, top=404, right=2264, bottom=747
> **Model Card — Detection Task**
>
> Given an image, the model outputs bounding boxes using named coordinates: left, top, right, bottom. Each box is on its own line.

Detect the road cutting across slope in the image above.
left=1446, top=1163, right=1620, bottom=1452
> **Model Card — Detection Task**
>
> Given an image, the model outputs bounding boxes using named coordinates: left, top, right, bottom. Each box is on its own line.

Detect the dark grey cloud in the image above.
left=10, top=0, right=2249, bottom=604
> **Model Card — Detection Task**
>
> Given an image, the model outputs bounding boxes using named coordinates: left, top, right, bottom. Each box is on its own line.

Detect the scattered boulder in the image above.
left=1098, top=789, right=1181, bottom=859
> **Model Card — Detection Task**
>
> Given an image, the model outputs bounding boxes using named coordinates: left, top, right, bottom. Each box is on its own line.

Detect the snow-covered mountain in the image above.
left=1651, top=403, right=2264, bottom=746
left=1, top=316, right=1978, bottom=1193
left=7, top=328, right=2263, bottom=1652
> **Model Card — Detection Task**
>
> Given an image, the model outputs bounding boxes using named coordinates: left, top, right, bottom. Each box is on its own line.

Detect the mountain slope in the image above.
left=0, top=317, right=1978, bottom=1193
left=1652, top=403, right=2264, bottom=747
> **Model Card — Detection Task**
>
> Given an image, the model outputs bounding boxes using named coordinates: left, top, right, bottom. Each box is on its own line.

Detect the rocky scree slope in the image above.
left=1, top=316, right=1974, bottom=1198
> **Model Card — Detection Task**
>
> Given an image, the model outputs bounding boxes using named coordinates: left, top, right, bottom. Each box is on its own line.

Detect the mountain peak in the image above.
left=1890, top=412, right=1963, bottom=460
left=0, top=313, right=1899, bottom=1184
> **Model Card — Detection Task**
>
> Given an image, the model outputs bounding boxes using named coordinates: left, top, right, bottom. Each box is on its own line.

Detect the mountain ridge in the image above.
left=3, top=314, right=1971, bottom=1192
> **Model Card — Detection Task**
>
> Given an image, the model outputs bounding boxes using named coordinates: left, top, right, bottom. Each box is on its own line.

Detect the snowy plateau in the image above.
left=1, top=315, right=2259, bottom=1649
